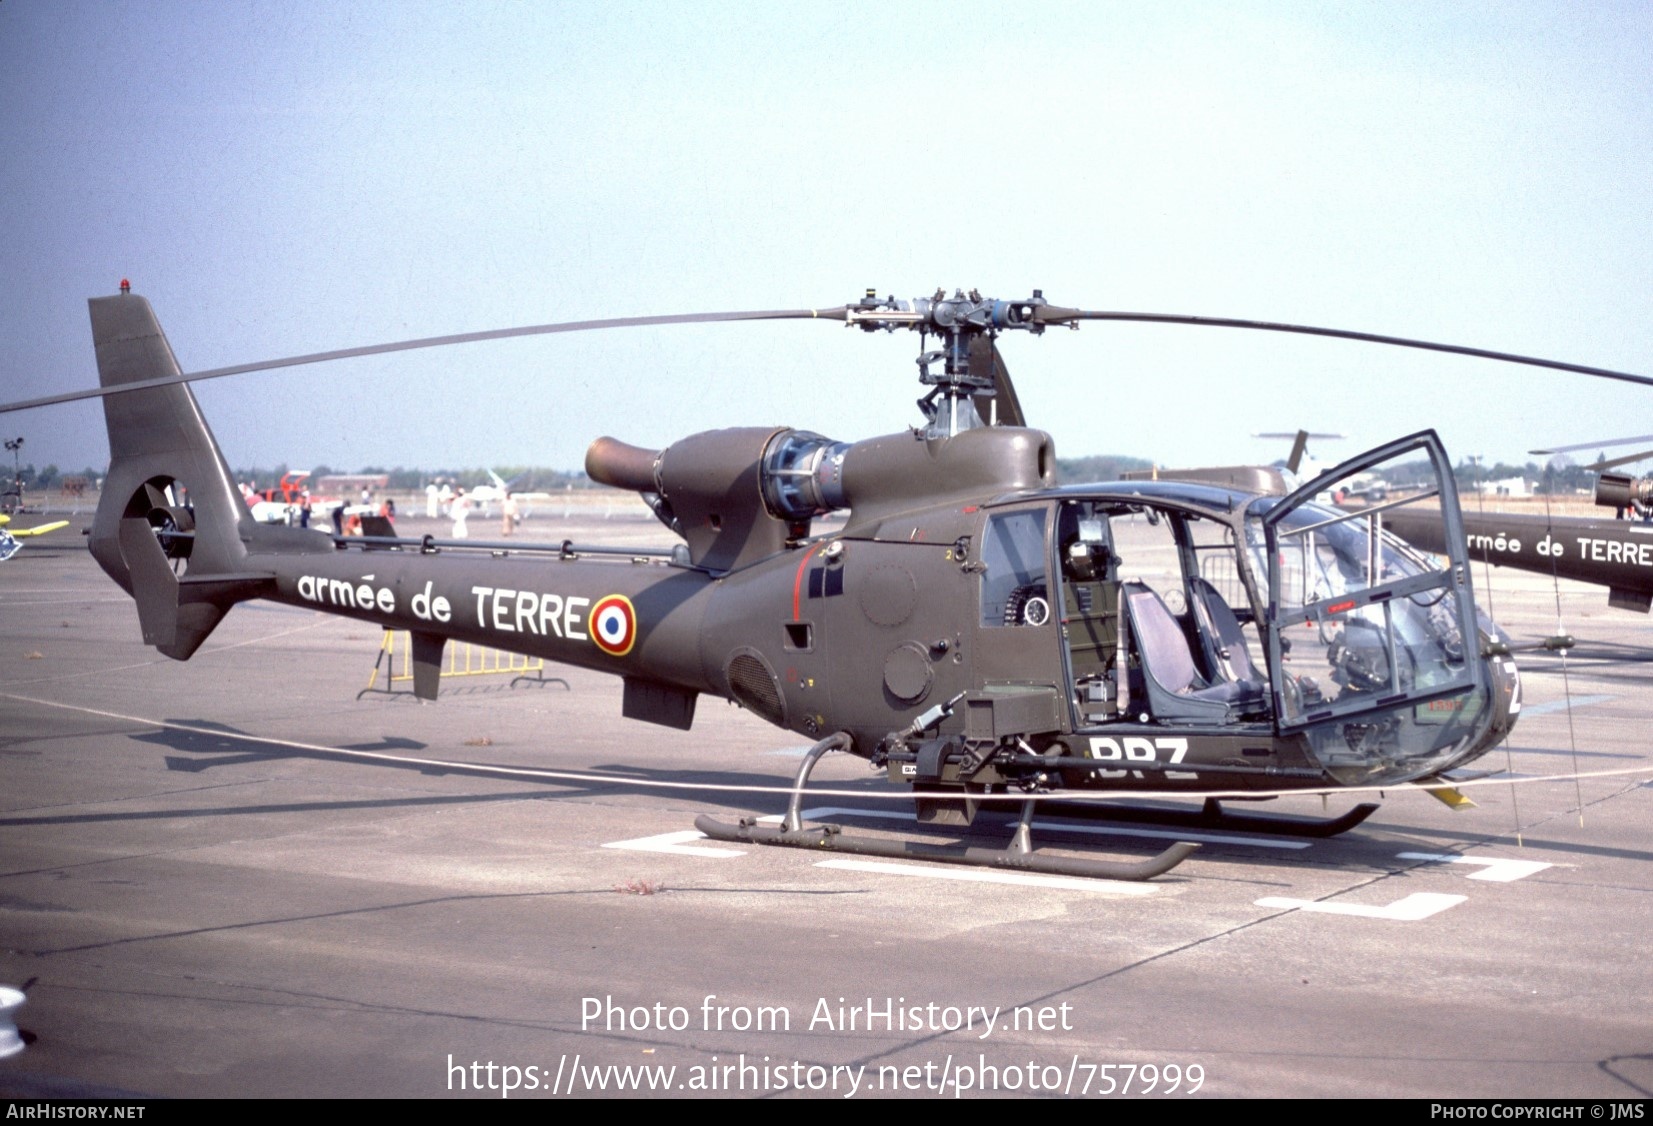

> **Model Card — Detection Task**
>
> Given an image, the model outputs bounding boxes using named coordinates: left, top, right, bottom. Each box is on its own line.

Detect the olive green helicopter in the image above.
left=10, top=285, right=1649, bottom=879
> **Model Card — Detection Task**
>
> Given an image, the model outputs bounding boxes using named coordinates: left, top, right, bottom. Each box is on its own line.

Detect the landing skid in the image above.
left=1040, top=797, right=1380, bottom=839
left=694, top=733, right=1200, bottom=882
left=694, top=814, right=1199, bottom=881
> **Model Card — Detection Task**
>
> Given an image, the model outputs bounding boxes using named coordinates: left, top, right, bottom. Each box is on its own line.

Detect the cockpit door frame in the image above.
left=1260, top=429, right=1483, bottom=732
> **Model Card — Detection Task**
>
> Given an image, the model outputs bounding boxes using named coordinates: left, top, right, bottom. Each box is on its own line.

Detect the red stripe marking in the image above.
left=792, top=542, right=823, bottom=620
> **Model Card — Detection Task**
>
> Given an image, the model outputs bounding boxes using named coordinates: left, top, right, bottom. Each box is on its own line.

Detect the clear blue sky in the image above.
left=3, top=1, right=1651, bottom=477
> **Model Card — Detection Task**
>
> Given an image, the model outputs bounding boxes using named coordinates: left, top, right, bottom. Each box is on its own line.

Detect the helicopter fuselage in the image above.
left=82, top=290, right=1518, bottom=826
left=137, top=452, right=1518, bottom=807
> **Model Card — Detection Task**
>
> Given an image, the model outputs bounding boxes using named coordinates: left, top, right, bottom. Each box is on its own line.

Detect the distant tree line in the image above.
left=1053, top=454, right=1156, bottom=484
left=230, top=464, right=598, bottom=492
left=231, top=457, right=1175, bottom=492
left=1439, top=458, right=1608, bottom=494
left=30, top=456, right=1544, bottom=496
left=5, top=464, right=105, bottom=490
left=215, top=453, right=1636, bottom=498
left=1448, top=456, right=1604, bottom=494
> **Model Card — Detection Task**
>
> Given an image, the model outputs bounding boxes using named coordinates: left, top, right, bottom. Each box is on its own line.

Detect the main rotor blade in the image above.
left=1531, top=433, right=1653, bottom=456
left=1033, top=307, right=1653, bottom=389
left=0, top=305, right=850, bottom=415
left=1588, top=448, right=1653, bottom=473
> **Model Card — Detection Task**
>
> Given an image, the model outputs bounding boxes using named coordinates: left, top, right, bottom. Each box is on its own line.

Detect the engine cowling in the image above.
left=586, top=424, right=1056, bottom=571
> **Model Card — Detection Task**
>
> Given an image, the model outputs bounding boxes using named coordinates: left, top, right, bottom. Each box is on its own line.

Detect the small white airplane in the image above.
left=239, top=482, right=301, bottom=525
left=0, top=513, right=70, bottom=561
left=463, top=470, right=552, bottom=516
left=462, top=470, right=513, bottom=509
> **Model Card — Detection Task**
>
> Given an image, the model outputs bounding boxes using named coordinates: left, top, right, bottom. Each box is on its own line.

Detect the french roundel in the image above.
left=590, top=594, right=637, bottom=657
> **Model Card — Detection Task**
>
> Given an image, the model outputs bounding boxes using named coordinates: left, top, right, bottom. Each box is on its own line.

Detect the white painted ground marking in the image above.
left=1255, top=892, right=1467, bottom=920
left=603, top=830, right=744, bottom=858
left=766, top=806, right=1308, bottom=850
left=1395, top=853, right=1553, bottom=882
left=815, top=859, right=1159, bottom=894
left=1520, top=694, right=1614, bottom=718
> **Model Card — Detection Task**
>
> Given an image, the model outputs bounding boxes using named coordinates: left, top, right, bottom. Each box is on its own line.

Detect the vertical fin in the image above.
left=410, top=632, right=445, bottom=701
left=1286, top=430, right=1310, bottom=475
left=87, top=292, right=255, bottom=658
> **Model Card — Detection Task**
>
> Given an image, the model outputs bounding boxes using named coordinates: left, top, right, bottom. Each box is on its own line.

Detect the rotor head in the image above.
left=843, top=288, right=1063, bottom=437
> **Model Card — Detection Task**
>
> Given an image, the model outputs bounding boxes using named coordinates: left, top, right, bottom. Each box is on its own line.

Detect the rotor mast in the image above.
left=845, top=288, right=1057, bottom=438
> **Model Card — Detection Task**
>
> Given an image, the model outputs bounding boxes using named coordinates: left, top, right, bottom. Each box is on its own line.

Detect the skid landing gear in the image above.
left=1039, top=797, right=1380, bottom=838
left=694, top=733, right=1200, bottom=882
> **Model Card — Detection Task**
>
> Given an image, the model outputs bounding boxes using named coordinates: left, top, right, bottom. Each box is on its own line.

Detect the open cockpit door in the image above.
left=1254, top=431, right=1492, bottom=784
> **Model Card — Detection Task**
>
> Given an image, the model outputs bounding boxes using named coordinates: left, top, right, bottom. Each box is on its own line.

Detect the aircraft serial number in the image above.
left=1086, top=736, right=1196, bottom=779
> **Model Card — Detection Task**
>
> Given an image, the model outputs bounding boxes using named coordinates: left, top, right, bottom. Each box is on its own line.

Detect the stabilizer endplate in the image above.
left=117, top=514, right=182, bottom=648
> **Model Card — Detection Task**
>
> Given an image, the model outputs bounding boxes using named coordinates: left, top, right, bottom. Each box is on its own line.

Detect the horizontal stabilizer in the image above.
left=1608, top=587, right=1653, bottom=613
left=623, top=677, right=698, bottom=730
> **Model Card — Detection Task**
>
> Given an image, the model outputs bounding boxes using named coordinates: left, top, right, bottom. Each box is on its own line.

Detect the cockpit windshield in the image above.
left=1247, top=497, right=1470, bottom=714
left=1041, top=432, right=1505, bottom=790
left=1247, top=431, right=1492, bottom=783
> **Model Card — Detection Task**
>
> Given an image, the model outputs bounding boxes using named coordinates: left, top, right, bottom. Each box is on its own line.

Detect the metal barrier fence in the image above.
left=358, top=630, right=569, bottom=699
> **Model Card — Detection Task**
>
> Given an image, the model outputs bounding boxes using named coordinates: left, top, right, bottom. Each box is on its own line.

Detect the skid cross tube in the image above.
left=783, top=732, right=852, bottom=831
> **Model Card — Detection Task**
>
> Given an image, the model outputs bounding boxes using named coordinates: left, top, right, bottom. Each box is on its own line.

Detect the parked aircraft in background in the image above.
left=1256, top=431, right=1389, bottom=501
left=0, top=513, right=70, bottom=561
left=463, top=470, right=554, bottom=516
left=1386, top=436, right=1653, bottom=614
